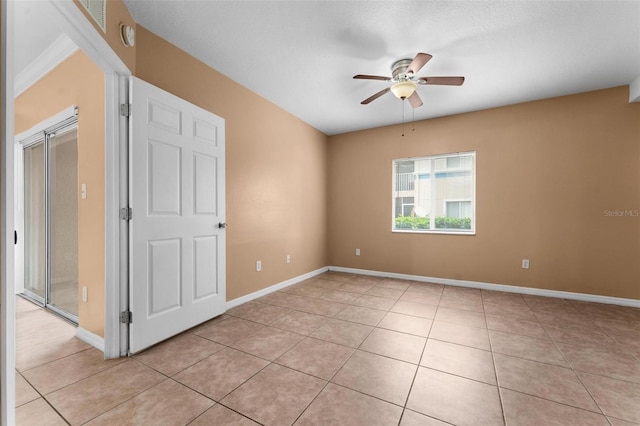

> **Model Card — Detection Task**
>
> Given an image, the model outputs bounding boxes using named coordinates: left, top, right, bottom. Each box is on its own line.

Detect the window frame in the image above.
left=391, top=151, right=476, bottom=235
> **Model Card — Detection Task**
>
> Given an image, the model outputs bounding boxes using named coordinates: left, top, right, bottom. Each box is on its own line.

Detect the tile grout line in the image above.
left=17, top=346, right=94, bottom=376
left=70, top=358, right=175, bottom=425
left=134, top=341, right=226, bottom=379
left=17, top=371, right=72, bottom=426
left=173, top=374, right=265, bottom=426
left=287, top=344, right=357, bottom=425
left=398, top=317, right=433, bottom=426
left=548, top=331, right=611, bottom=421
left=195, top=401, right=265, bottom=426
left=482, top=289, right=508, bottom=426
left=166, top=340, right=271, bottom=425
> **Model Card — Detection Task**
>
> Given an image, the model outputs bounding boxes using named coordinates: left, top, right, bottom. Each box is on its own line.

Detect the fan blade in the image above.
left=406, top=53, right=432, bottom=75
left=418, top=76, right=465, bottom=86
left=353, top=74, right=391, bottom=81
left=407, top=91, right=423, bottom=108
left=361, top=87, right=391, bottom=104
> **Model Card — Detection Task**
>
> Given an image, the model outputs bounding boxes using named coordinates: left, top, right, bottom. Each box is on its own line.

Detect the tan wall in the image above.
left=134, top=26, right=328, bottom=300
left=15, top=51, right=105, bottom=336
left=328, top=86, right=640, bottom=300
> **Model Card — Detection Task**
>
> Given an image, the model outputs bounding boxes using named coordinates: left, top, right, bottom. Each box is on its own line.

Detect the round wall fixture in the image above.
left=119, top=23, right=135, bottom=47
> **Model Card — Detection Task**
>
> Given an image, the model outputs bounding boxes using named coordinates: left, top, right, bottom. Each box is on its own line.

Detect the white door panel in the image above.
left=129, top=77, right=225, bottom=353
left=193, top=153, right=217, bottom=215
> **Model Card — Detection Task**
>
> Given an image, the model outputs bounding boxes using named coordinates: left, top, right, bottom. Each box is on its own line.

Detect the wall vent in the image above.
left=79, top=0, right=107, bottom=33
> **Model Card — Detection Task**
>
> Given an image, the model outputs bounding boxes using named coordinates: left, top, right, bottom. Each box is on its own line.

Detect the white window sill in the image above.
left=392, top=229, right=476, bottom=236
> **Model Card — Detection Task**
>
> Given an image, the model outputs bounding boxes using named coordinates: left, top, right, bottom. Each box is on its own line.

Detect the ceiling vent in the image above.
left=78, top=0, right=106, bottom=33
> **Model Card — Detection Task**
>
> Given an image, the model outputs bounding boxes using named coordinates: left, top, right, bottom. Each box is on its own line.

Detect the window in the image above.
left=446, top=200, right=472, bottom=218
left=392, top=152, right=475, bottom=233
left=395, top=197, right=415, bottom=217
left=446, top=156, right=461, bottom=169
left=395, top=160, right=415, bottom=191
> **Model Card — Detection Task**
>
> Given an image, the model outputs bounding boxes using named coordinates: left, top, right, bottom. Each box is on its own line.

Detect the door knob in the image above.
left=218, top=222, right=228, bottom=229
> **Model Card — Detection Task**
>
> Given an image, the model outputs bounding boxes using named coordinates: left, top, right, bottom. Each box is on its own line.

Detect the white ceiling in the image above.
left=16, top=1, right=640, bottom=136
left=13, top=1, right=71, bottom=75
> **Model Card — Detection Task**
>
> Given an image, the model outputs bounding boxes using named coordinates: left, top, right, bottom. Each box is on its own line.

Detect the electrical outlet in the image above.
left=355, top=248, right=361, bottom=256
left=286, top=255, right=291, bottom=264
left=256, top=260, right=262, bottom=272
left=82, top=286, right=88, bottom=302
left=522, top=259, right=530, bottom=269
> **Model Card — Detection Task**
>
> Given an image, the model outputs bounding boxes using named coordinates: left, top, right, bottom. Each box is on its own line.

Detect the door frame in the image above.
left=1, top=1, right=16, bottom=423
left=2, top=1, right=130, bottom=422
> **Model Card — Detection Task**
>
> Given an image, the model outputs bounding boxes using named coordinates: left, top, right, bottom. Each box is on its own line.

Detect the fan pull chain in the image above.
left=401, top=101, right=405, bottom=137
left=412, top=107, right=415, bottom=132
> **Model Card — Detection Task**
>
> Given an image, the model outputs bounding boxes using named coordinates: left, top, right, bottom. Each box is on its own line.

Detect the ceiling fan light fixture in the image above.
left=390, top=81, right=417, bottom=100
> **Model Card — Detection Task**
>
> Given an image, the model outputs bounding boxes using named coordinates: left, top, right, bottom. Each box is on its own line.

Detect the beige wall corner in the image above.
left=328, top=87, right=640, bottom=300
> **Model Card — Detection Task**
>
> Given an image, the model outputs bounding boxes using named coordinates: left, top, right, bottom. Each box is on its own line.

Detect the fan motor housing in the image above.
left=391, top=58, right=413, bottom=80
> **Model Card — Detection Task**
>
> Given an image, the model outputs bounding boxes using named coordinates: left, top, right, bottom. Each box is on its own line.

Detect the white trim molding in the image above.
left=15, top=105, right=78, bottom=142
left=75, top=327, right=105, bottom=352
left=2, top=1, right=17, bottom=423
left=14, top=33, right=79, bottom=97
left=330, top=266, right=640, bottom=308
left=226, top=267, right=329, bottom=309
left=49, top=1, right=128, bottom=74
left=630, top=75, right=640, bottom=103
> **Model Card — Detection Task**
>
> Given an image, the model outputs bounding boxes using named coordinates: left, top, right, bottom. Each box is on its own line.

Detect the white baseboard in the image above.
left=329, top=266, right=640, bottom=308
left=75, top=327, right=105, bottom=352
left=226, top=267, right=329, bottom=309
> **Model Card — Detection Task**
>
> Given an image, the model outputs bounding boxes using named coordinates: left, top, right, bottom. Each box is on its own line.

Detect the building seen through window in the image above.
left=392, top=152, right=475, bottom=233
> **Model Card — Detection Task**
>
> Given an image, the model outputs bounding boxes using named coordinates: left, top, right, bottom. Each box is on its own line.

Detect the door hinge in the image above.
left=120, top=311, right=133, bottom=324
left=120, top=207, right=132, bottom=221
left=120, top=103, right=131, bottom=117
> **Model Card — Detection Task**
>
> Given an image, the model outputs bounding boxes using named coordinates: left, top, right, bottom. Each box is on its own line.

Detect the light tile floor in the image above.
left=15, top=272, right=640, bottom=425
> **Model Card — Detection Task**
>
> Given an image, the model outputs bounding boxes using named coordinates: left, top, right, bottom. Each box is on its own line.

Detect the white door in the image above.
left=129, top=77, right=226, bottom=353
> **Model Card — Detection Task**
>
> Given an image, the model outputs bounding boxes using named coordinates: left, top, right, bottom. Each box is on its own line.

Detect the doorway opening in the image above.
left=12, top=0, right=127, bottom=356
left=18, top=113, right=79, bottom=323
left=4, top=1, right=131, bottom=421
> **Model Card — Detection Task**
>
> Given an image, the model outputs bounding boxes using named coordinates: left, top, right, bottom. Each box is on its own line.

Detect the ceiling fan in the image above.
left=353, top=52, right=465, bottom=108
